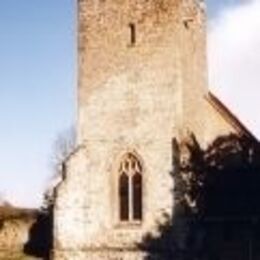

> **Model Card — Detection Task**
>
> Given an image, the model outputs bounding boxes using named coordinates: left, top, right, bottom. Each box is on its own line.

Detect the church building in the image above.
left=53, top=0, right=255, bottom=259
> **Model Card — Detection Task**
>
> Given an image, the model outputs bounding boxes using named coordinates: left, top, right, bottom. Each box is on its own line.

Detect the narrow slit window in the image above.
left=129, top=23, right=136, bottom=46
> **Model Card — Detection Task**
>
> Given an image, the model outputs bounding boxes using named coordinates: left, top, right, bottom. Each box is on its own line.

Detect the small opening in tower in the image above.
left=129, top=23, right=136, bottom=46
left=184, top=20, right=189, bottom=29
left=183, top=18, right=193, bottom=29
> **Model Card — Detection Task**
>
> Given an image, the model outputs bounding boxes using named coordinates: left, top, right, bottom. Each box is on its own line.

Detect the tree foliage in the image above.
left=140, top=133, right=260, bottom=260
left=51, top=126, right=76, bottom=178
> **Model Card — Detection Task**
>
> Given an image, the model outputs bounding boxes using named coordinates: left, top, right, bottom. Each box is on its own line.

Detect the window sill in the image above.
left=114, top=221, right=142, bottom=229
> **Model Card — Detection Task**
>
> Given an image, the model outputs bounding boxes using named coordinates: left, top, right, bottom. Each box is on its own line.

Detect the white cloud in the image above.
left=208, top=0, right=260, bottom=139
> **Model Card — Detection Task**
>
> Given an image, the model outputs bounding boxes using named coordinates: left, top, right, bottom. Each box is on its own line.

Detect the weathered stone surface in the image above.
left=0, top=218, right=32, bottom=250
left=53, top=0, right=245, bottom=259
left=0, top=208, right=37, bottom=260
left=53, top=249, right=147, bottom=260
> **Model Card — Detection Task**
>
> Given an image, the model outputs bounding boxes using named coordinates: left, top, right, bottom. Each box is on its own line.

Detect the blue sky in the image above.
left=0, top=0, right=259, bottom=207
left=207, top=0, right=238, bottom=16
left=0, top=1, right=75, bottom=206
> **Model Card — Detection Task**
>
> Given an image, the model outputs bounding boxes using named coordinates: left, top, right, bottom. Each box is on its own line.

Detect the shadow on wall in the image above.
left=138, top=133, right=260, bottom=260
left=23, top=133, right=260, bottom=260
left=23, top=195, right=53, bottom=260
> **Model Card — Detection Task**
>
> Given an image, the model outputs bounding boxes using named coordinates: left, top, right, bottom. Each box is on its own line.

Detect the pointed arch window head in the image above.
left=118, top=153, right=143, bottom=222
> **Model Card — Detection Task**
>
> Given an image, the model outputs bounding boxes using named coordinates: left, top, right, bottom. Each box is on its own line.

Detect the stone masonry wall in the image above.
left=53, top=249, right=164, bottom=260
left=0, top=216, right=35, bottom=259
left=53, top=1, right=230, bottom=259
left=77, top=0, right=207, bottom=143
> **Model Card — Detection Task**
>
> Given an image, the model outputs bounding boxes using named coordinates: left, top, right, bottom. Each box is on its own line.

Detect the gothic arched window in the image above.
left=118, top=153, right=143, bottom=222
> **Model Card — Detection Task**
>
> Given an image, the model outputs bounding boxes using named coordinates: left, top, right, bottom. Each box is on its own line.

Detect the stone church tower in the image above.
left=53, top=0, right=250, bottom=259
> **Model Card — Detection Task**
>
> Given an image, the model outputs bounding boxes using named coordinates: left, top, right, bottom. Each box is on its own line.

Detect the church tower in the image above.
left=54, top=0, right=208, bottom=259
